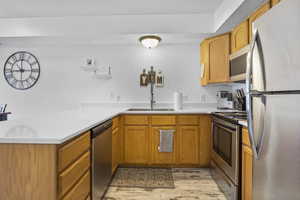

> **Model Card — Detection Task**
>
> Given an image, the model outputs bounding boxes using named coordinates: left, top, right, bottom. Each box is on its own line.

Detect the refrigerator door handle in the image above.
left=246, top=30, right=267, bottom=159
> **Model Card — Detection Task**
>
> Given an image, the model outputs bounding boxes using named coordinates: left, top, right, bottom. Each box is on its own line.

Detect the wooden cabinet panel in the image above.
left=200, top=40, right=210, bottom=86
left=177, top=115, right=199, bottom=125
left=59, top=151, right=90, bottom=198
left=199, top=115, right=212, bottom=166
left=231, top=20, right=249, bottom=53
left=112, top=127, right=120, bottom=173
left=208, top=34, right=230, bottom=83
left=112, top=116, right=119, bottom=130
left=0, top=144, right=57, bottom=200
left=124, top=115, right=148, bottom=125
left=151, top=115, right=176, bottom=126
left=242, top=128, right=251, bottom=147
left=249, top=2, right=271, bottom=41
left=271, top=0, right=280, bottom=7
left=124, top=126, right=149, bottom=164
left=242, top=144, right=253, bottom=200
left=58, top=132, right=91, bottom=172
left=151, top=126, right=176, bottom=164
left=86, top=196, right=91, bottom=200
left=178, top=126, right=199, bottom=164
left=62, top=170, right=90, bottom=200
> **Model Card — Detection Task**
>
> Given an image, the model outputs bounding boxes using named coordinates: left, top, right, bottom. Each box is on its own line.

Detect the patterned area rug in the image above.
left=110, top=167, right=175, bottom=189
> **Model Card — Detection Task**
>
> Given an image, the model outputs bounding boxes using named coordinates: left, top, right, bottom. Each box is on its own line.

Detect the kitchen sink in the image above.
left=127, top=108, right=175, bottom=112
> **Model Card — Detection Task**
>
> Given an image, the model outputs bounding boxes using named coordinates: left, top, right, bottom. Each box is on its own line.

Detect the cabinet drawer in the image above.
left=112, top=117, right=119, bottom=130
left=125, top=115, right=148, bottom=125
left=62, top=170, right=90, bottom=200
left=177, top=115, right=199, bottom=125
left=59, top=151, right=90, bottom=198
left=151, top=115, right=176, bottom=125
left=242, top=128, right=251, bottom=147
left=58, top=132, right=91, bottom=172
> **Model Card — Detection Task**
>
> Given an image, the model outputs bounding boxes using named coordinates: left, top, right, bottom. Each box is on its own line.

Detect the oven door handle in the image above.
left=214, top=123, right=236, bottom=133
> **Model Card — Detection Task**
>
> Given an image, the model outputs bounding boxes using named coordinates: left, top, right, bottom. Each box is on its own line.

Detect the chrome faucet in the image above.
left=150, top=80, right=155, bottom=110
left=148, top=66, right=156, bottom=110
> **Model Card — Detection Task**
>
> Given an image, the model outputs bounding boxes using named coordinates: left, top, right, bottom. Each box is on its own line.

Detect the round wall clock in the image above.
left=4, top=51, right=40, bottom=90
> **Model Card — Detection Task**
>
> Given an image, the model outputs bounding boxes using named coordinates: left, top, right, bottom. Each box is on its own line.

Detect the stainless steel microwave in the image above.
left=229, top=45, right=250, bottom=82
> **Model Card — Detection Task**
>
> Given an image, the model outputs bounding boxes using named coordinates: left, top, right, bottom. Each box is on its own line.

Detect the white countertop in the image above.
left=238, top=120, right=248, bottom=127
left=0, top=106, right=246, bottom=144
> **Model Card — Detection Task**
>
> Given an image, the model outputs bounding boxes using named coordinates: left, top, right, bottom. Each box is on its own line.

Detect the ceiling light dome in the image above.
left=139, top=35, right=162, bottom=49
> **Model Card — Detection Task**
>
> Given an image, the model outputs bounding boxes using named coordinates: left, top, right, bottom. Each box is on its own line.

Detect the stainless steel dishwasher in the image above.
left=92, top=119, right=112, bottom=200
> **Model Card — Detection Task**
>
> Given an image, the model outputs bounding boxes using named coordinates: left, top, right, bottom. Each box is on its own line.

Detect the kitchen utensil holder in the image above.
left=0, top=112, right=11, bottom=121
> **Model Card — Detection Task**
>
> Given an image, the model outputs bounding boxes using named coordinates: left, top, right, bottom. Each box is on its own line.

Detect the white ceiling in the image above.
left=0, top=0, right=266, bottom=45
left=0, top=0, right=223, bottom=18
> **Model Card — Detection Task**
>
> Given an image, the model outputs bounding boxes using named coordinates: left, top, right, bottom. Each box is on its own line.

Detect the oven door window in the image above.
left=213, top=123, right=233, bottom=166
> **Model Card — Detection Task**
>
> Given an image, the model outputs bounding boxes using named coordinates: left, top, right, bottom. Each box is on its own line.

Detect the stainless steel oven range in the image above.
left=210, top=112, right=246, bottom=200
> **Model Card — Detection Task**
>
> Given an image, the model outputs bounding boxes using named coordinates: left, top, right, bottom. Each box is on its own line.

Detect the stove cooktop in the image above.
left=213, top=111, right=248, bottom=122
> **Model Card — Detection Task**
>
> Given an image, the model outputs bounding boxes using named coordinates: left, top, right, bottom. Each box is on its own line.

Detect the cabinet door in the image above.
left=231, top=20, right=249, bottom=53
left=208, top=34, right=230, bottom=83
left=200, top=40, right=209, bottom=86
left=124, top=126, right=149, bottom=164
left=178, top=126, right=199, bottom=164
left=199, top=115, right=212, bottom=166
left=249, top=2, right=271, bottom=41
left=242, top=145, right=253, bottom=200
left=271, top=0, right=280, bottom=7
left=151, top=126, right=176, bottom=164
left=112, top=127, right=119, bottom=173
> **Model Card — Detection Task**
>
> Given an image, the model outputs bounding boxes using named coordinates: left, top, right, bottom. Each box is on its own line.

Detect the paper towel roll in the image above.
left=174, top=92, right=183, bottom=110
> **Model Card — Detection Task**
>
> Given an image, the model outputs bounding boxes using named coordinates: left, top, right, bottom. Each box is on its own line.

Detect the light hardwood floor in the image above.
left=104, top=168, right=226, bottom=200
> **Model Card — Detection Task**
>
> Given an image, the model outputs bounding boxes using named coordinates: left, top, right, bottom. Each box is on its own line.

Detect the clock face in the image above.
left=4, top=51, right=40, bottom=90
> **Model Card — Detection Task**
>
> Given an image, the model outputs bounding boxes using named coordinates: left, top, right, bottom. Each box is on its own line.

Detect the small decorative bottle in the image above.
left=140, top=69, right=148, bottom=87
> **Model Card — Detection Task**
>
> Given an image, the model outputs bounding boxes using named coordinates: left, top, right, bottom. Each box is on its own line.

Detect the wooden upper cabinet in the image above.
left=249, top=2, right=271, bottom=41
left=178, top=126, right=199, bottom=164
left=200, top=40, right=210, bottom=86
left=124, top=126, right=149, bottom=164
left=231, top=20, right=249, bottom=53
left=208, top=33, right=230, bottom=83
left=271, top=0, right=281, bottom=7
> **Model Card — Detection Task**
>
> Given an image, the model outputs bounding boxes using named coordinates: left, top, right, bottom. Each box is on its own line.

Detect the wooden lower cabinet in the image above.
left=151, top=126, right=177, bottom=164
left=122, top=114, right=212, bottom=167
left=124, top=126, right=149, bottom=164
left=199, top=115, right=212, bottom=166
left=242, top=145, right=253, bottom=200
left=178, top=126, right=199, bottom=164
left=242, top=128, right=253, bottom=200
left=0, top=131, right=91, bottom=200
left=112, top=127, right=119, bottom=173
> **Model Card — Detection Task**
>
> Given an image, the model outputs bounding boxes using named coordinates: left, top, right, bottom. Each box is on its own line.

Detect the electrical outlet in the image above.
left=109, top=92, right=115, bottom=100
left=201, top=94, right=207, bottom=103
left=116, top=96, right=121, bottom=102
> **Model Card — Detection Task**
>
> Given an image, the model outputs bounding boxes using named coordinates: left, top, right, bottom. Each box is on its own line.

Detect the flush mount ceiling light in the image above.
left=139, top=35, right=162, bottom=49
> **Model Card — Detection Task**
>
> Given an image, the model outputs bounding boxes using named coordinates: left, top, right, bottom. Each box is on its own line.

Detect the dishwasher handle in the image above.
left=91, top=119, right=112, bottom=138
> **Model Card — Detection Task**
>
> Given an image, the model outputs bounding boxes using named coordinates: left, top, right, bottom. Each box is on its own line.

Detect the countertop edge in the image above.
left=0, top=108, right=246, bottom=144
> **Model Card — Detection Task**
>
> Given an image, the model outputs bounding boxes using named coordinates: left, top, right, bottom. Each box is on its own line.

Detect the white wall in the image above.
left=0, top=44, right=230, bottom=114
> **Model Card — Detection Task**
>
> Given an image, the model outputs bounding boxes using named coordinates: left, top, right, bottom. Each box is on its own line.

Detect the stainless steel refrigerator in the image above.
left=246, top=0, right=300, bottom=199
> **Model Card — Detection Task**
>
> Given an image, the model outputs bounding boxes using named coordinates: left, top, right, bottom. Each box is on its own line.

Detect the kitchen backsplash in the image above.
left=0, top=44, right=232, bottom=115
